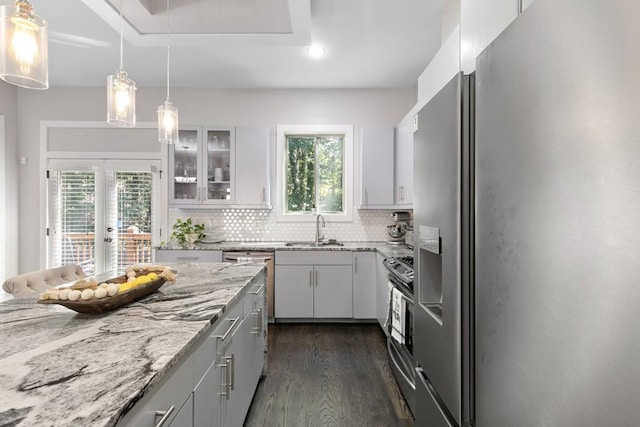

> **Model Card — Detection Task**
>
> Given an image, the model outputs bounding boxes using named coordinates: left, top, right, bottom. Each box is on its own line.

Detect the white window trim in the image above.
left=276, top=124, right=353, bottom=222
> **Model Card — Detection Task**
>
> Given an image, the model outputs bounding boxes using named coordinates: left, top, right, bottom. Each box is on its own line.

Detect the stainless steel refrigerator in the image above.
left=474, top=0, right=640, bottom=425
left=413, top=71, right=474, bottom=427
left=414, top=0, right=640, bottom=425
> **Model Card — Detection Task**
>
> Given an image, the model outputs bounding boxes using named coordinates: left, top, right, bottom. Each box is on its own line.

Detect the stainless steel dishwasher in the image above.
left=222, top=251, right=275, bottom=321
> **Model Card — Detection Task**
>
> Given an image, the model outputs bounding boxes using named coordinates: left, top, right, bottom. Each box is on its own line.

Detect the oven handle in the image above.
left=387, top=339, right=415, bottom=390
left=388, top=279, right=414, bottom=305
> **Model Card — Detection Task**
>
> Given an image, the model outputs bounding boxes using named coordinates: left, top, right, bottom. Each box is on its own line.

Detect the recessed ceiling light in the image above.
left=307, top=45, right=326, bottom=58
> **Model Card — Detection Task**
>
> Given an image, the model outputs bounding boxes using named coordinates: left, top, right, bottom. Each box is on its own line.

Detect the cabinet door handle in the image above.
left=309, top=270, right=313, bottom=287
left=176, top=257, right=199, bottom=261
left=197, top=187, right=201, bottom=201
left=252, top=308, right=263, bottom=334
left=216, top=317, right=240, bottom=342
left=399, top=185, right=405, bottom=201
left=219, top=360, right=230, bottom=400
left=315, top=270, right=318, bottom=287
left=154, top=406, right=175, bottom=427
left=364, top=188, right=368, bottom=204
left=227, top=354, right=235, bottom=390
left=354, top=256, right=358, bottom=273
left=261, top=187, right=266, bottom=202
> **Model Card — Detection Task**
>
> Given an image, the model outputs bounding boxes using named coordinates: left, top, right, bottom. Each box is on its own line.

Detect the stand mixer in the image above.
left=386, top=211, right=411, bottom=245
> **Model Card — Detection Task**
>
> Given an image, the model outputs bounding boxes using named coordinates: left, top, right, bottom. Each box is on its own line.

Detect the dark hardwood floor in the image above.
left=244, top=323, right=414, bottom=427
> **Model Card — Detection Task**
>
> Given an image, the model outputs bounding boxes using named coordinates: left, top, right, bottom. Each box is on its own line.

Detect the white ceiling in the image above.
left=28, top=0, right=443, bottom=89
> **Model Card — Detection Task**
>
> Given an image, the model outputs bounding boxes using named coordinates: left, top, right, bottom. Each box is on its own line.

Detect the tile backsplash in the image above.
left=168, top=209, right=411, bottom=242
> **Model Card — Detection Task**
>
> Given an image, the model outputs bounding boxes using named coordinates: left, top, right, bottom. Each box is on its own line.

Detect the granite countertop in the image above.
left=0, top=262, right=265, bottom=427
left=156, top=241, right=413, bottom=258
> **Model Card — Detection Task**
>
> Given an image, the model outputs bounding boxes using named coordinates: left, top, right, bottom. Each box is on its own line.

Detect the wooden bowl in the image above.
left=37, top=276, right=167, bottom=314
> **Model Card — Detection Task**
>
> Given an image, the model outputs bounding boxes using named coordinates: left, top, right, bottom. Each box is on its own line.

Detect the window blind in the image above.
left=48, top=169, right=97, bottom=274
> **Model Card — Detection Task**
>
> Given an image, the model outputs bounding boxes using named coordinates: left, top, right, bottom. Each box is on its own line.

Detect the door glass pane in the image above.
left=174, top=130, right=199, bottom=201
left=285, top=136, right=316, bottom=213
left=317, top=135, right=344, bottom=213
left=206, top=130, right=232, bottom=201
left=114, top=172, right=153, bottom=269
left=53, top=171, right=96, bottom=275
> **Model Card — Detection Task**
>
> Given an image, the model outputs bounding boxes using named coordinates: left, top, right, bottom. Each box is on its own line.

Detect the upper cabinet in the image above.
left=235, top=126, right=271, bottom=208
left=359, top=125, right=413, bottom=208
left=169, top=125, right=271, bottom=208
left=359, top=126, right=395, bottom=208
left=395, top=123, right=413, bottom=206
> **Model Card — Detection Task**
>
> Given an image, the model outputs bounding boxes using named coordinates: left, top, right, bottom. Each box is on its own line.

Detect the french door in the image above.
left=47, top=159, right=161, bottom=274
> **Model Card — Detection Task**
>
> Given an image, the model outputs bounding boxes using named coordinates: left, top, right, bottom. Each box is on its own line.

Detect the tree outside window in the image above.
left=285, top=134, right=344, bottom=214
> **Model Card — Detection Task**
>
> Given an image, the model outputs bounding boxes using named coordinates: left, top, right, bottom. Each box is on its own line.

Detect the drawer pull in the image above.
left=216, top=317, right=239, bottom=342
left=176, top=257, right=199, bottom=261
left=154, top=405, right=175, bottom=427
left=249, top=284, right=265, bottom=295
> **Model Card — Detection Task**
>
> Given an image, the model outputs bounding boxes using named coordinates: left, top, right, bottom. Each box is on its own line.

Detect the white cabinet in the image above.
left=234, top=126, right=271, bottom=208
left=169, top=125, right=271, bottom=208
left=376, top=252, right=390, bottom=330
left=116, top=351, right=194, bottom=427
left=169, top=394, right=193, bottom=427
left=154, top=249, right=222, bottom=263
left=119, top=274, right=267, bottom=427
left=169, top=126, right=235, bottom=206
left=314, top=265, right=353, bottom=318
left=352, top=251, right=377, bottom=319
left=395, top=123, right=413, bottom=206
left=193, top=359, right=223, bottom=427
left=274, top=265, right=314, bottom=318
left=359, top=126, right=395, bottom=207
left=275, top=251, right=353, bottom=319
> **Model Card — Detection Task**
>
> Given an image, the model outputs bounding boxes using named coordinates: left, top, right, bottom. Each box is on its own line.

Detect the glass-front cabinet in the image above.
left=169, top=126, right=235, bottom=206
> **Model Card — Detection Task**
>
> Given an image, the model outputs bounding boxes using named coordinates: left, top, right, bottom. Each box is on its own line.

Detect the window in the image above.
left=277, top=125, right=353, bottom=221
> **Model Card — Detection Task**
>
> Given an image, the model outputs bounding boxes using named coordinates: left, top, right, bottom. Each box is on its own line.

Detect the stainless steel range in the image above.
left=383, top=255, right=415, bottom=414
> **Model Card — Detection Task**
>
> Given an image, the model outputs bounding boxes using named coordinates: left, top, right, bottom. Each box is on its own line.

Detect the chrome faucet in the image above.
left=315, top=214, right=325, bottom=244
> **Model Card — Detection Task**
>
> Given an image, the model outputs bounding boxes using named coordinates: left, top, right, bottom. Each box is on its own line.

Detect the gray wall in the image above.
left=0, top=81, right=18, bottom=277
left=16, top=86, right=415, bottom=272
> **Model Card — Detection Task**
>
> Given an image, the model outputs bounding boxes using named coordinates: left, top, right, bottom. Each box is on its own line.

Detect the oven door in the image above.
left=386, top=275, right=415, bottom=414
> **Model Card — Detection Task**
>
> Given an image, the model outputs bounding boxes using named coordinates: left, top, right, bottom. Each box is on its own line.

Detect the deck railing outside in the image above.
left=64, top=231, right=153, bottom=274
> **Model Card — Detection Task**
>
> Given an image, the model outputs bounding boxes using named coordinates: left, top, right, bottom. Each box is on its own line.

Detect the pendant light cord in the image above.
left=166, top=0, right=171, bottom=101
left=119, top=0, right=124, bottom=70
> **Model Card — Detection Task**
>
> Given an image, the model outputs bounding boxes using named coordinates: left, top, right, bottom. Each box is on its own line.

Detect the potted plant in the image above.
left=170, top=218, right=206, bottom=249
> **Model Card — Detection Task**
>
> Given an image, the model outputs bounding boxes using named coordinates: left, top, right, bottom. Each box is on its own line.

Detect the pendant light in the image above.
left=157, top=0, right=178, bottom=144
left=107, top=0, right=136, bottom=127
left=0, top=0, right=48, bottom=89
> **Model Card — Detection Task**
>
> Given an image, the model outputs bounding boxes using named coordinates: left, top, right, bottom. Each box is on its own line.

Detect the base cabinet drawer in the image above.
left=169, top=394, right=193, bottom=427
left=117, top=354, right=194, bottom=427
left=154, top=250, right=222, bottom=263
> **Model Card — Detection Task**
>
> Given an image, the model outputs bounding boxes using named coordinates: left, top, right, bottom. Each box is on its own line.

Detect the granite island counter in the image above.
left=0, top=262, right=266, bottom=427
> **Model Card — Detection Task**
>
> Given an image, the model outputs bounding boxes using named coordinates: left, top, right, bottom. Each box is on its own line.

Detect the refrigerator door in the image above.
left=475, top=0, right=640, bottom=425
left=415, top=367, right=457, bottom=427
left=413, top=72, right=474, bottom=426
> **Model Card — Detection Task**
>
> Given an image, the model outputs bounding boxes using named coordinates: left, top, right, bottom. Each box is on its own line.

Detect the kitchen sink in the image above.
left=284, top=240, right=344, bottom=247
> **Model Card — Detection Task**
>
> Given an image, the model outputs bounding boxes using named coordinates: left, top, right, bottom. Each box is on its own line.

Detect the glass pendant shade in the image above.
left=0, top=0, right=48, bottom=89
left=158, top=100, right=178, bottom=144
left=107, top=69, right=136, bottom=127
